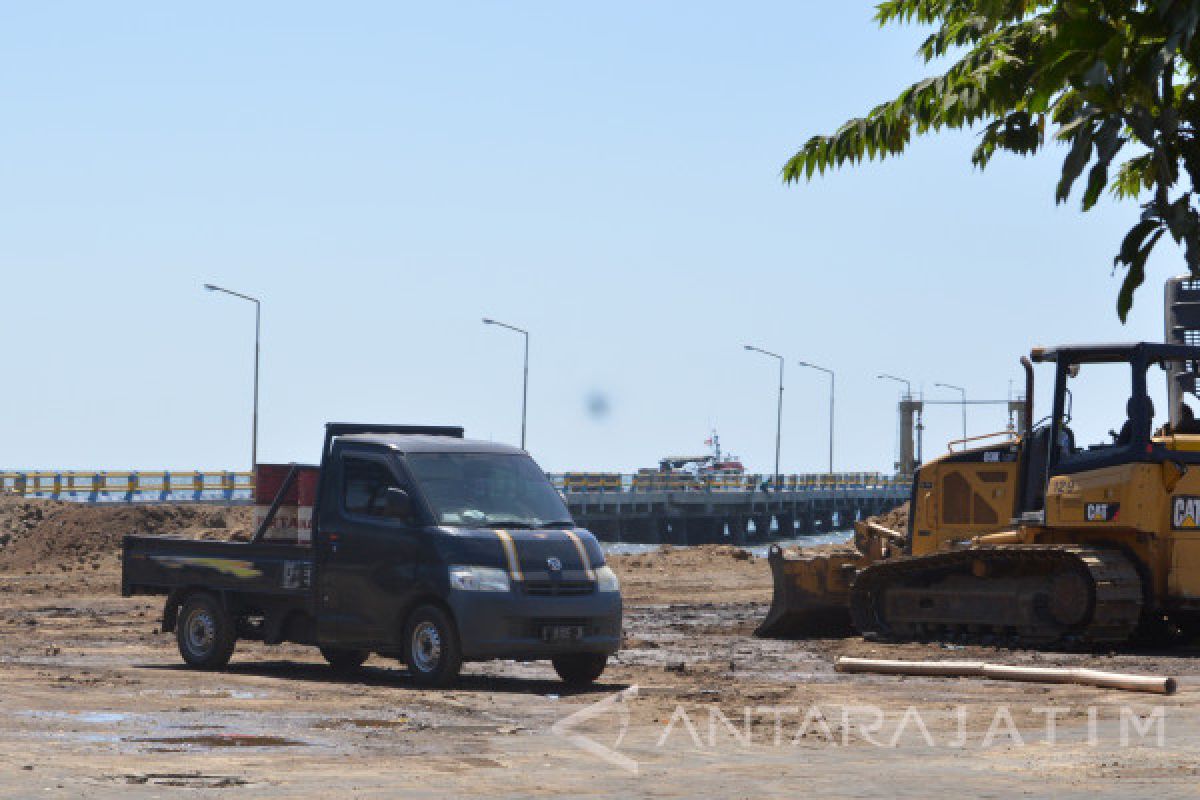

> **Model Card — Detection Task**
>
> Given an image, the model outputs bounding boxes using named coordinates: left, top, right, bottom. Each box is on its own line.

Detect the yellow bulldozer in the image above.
left=758, top=340, right=1200, bottom=646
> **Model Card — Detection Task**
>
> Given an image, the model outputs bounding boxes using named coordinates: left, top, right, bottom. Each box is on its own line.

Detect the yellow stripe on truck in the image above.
left=494, top=529, right=524, bottom=582
left=562, top=530, right=596, bottom=581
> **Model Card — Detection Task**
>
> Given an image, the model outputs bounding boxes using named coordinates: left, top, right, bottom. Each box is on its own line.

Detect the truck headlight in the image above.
left=595, top=565, right=620, bottom=592
left=448, top=565, right=511, bottom=592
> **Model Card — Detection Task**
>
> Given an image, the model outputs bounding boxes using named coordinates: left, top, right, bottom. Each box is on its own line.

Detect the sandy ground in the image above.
left=2, top=502, right=1200, bottom=797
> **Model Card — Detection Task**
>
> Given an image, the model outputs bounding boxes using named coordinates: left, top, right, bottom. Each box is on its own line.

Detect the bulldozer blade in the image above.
left=754, top=544, right=860, bottom=639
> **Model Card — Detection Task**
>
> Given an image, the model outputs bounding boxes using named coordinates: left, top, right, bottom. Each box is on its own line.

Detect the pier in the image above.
left=551, top=473, right=911, bottom=544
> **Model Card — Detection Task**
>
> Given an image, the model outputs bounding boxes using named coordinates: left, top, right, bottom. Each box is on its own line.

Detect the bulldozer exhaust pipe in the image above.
left=1020, top=356, right=1034, bottom=435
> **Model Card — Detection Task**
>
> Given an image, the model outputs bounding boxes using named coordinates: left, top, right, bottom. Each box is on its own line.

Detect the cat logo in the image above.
left=1172, top=496, right=1200, bottom=529
left=1085, top=503, right=1119, bottom=522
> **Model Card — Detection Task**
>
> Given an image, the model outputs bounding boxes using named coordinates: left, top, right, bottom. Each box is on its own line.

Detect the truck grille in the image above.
left=522, top=580, right=595, bottom=596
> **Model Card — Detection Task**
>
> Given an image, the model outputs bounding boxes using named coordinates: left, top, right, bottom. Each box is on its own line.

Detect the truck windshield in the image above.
left=404, top=452, right=572, bottom=528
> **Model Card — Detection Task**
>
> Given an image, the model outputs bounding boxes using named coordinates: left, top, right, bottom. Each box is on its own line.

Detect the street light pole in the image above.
left=204, top=284, right=261, bottom=471
left=877, top=373, right=912, bottom=398
left=483, top=318, right=529, bottom=450
left=935, top=382, right=967, bottom=444
left=744, top=345, right=784, bottom=490
left=798, top=361, right=834, bottom=474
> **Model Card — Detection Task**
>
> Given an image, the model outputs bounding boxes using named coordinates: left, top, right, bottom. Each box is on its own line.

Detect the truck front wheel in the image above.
left=552, top=653, right=608, bottom=685
left=403, top=605, right=462, bottom=687
left=176, top=593, right=236, bottom=670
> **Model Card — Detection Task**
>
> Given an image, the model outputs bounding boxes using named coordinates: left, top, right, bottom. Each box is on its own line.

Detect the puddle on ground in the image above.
left=17, top=710, right=132, bottom=724
left=128, top=734, right=307, bottom=749
left=313, top=717, right=409, bottom=730
left=14, top=708, right=332, bottom=753
left=78, top=711, right=129, bottom=724
left=123, top=773, right=249, bottom=788
left=71, top=733, right=123, bottom=744
left=143, top=689, right=272, bottom=700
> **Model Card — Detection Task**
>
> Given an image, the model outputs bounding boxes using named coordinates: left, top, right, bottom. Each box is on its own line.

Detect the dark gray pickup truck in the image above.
left=122, top=424, right=623, bottom=686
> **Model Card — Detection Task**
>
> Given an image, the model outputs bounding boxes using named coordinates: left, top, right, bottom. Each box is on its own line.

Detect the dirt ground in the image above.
left=2, top=499, right=1199, bottom=798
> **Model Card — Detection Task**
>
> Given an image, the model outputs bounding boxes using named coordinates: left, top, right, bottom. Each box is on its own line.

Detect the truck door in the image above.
left=316, top=446, right=421, bottom=647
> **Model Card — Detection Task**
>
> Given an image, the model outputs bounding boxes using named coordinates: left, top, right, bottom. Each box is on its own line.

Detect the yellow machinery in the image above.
left=759, top=341, right=1200, bottom=646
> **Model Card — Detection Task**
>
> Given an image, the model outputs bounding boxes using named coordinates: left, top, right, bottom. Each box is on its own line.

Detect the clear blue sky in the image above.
left=0, top=2, right=1182, bottom=474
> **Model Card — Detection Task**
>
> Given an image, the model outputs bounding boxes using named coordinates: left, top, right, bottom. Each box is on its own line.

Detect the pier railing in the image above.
left=0, top=471, right=254, bottom=503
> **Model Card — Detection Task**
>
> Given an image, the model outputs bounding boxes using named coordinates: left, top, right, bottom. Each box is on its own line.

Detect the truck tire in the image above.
left=552, top=653, right=608, bottom=686
left=176, top=593, right=236, bottom=670
left=403, top=604, right=462, bottom=687
left=320, top=646, right=369, bottom=672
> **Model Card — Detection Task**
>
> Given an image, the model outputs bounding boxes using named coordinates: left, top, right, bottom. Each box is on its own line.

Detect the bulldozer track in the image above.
left=849, top=546, right=1144, bottom=647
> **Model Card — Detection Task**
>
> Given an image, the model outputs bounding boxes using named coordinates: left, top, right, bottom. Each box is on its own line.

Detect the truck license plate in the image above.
left=541, top=625, right=584, bottom=642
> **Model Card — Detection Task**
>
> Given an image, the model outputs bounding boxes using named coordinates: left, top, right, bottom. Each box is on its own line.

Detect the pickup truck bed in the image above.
left=123, top=536, right=313, bottom=600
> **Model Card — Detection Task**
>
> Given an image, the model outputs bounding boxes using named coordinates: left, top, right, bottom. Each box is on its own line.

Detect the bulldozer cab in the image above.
left=1033, top=344, right=1156, bottom=486
left=1031, top=342, right=1200, bottom=481
left=911, top=342, right=1200, bottom=555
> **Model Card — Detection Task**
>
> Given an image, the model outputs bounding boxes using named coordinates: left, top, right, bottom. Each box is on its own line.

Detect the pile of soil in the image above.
left=870, top=501, right=909, bottom=533
left=616, top=544, right=755, bottom=568
left=853, top=501, right=910, bottom=554
left=608, top=544, right=771, bottom=605
left=0, top=496, right=253, bottom=573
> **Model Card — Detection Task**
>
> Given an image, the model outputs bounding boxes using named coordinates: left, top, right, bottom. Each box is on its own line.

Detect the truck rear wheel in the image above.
left=176, top=593, right=236, bottom=670
left=403, top=604, right=462, bottom=687
left=320, top=646, right=369, bottom=672
left=552, top=653, right=608, bottom=685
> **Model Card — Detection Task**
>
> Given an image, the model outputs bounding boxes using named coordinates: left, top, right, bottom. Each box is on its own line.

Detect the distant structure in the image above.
left=896, top=394, right=924, bottom=479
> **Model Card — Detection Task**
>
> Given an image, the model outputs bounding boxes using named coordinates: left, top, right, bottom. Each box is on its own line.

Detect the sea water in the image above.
left=602, top=529, right=853, bottom=558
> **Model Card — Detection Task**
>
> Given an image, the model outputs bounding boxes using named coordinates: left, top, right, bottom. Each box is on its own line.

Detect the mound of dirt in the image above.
left=0, top=496, right=253, bottom=573
left=616, top=544, right=755, bottom=567
left=608, top=544, right=772, bottom=604
left=852, top=502, right=910, bottom=555
left=871, top=502, right=909, bottom=533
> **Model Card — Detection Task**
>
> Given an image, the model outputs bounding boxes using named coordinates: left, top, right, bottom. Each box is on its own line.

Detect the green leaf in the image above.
left=1116, top=225, right=1165, bottom=322
left=1056, top=123, right=1094, bottom=202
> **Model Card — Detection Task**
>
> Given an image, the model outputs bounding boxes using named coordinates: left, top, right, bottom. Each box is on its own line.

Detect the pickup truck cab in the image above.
left=122, top=424, right=623, bottom=686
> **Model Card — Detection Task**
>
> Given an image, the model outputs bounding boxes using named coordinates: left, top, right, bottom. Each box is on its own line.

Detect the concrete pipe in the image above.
left=834, top=657, right=1177, bottom=695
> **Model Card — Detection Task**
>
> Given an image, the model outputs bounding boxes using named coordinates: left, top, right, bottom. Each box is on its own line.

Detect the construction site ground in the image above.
left=1, top=498, right=1199, bottom=798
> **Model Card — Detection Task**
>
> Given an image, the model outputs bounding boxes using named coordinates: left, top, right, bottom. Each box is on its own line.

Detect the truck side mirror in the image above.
left=382, top=487, right=412, bottom=520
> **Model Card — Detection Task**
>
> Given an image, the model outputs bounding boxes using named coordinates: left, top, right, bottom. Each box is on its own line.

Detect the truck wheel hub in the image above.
left=185, top=609, right=216, bottom=654
left=412, top=622, right=442, bottom=672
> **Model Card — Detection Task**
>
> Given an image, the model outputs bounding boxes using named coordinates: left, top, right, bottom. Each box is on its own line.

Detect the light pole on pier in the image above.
left=203, top=283, right=261, bottom=471
left=744, top=345, right=784, bottom=491
left=798, top=361, right=834, bottom=474
left=483, top=318, right=529, bottom=450
left=877, top=373, right=911, bottom=397
left=935, top=382, right=968, bottom=445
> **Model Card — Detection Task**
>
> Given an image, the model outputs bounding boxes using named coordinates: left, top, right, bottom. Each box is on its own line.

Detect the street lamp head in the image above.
left=203, top=283, right=218, bottom=291
left=744, top=345, right=782, bottom=360
left=482, top=317, right=495, bottom=325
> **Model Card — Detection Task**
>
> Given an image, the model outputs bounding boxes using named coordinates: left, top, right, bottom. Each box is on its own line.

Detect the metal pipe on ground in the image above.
left=834, top=657, right=1177, bottom=695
